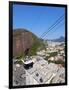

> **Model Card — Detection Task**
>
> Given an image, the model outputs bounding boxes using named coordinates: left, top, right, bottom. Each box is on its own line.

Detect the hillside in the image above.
left=47, top=36, right=65, bottom=42
left=13, top=29, right=43, bottom=58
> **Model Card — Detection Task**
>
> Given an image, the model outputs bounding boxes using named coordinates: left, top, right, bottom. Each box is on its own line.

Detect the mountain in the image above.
left=52, top=36, right=65, bottom=42
left=47, top=36, right=65, bottom=42
left=13, top=28, right=43, bottom=57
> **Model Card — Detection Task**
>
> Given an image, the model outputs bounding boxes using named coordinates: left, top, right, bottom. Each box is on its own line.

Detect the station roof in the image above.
left=23, top=60, right=33, bottom=64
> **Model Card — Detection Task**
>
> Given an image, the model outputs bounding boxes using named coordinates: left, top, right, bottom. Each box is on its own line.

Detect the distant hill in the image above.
left=47, top=36, right=65, bottom=42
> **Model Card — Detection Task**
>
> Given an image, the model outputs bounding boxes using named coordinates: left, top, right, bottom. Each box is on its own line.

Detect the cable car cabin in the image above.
left=23, top=60, right=33, bottom=69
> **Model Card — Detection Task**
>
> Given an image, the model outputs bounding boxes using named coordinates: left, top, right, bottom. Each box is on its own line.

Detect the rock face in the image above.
left=13, top=29, right=33, bottom=57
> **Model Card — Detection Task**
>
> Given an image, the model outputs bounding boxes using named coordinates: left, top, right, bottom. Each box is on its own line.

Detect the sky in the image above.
left=13, top=4, right=65, bottom=39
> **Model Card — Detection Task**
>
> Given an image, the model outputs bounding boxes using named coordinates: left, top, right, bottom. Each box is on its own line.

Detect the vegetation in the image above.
left=44, top=56, right=49, bottom=60
left=48, top=52, right=58, bottom=57
left=15, top=60, right=23, bottom=64
left=44, top=51, right=65, bottom=67
left=44, top=52, right=58, bottom=60
left=28, top=42, right=42, bottom=56
left=14, top=54, right=24, bottom=64
left=48, top=60, right=65, bottom=67
left=27, top=34, right=44, bottom=56
left=15, top=53, right=24, bottom=59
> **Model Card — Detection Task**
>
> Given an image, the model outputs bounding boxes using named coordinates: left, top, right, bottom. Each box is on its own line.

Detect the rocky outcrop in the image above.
left=13, top=29, right=33, bottom=57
